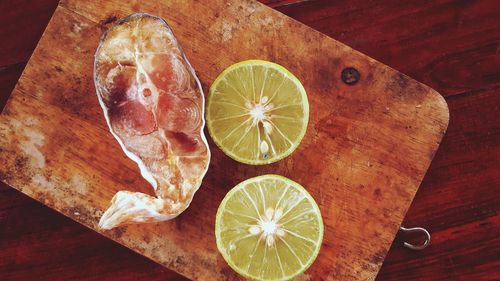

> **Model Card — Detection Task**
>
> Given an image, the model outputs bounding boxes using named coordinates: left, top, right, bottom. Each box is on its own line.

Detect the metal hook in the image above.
left=399, top=226, right=431, bottom=250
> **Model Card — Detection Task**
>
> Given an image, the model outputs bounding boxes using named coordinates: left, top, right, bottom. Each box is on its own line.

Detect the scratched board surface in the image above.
left=0, top=0, right=448, bottom=280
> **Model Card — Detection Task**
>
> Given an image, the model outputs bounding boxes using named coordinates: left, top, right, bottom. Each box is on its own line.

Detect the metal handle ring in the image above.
left=399, top=226, right=431, bottom=251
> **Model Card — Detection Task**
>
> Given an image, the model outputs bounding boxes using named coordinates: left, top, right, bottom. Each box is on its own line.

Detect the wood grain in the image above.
left=267, top=0, right=500, bottom=98
left=0, top=183, right=187, bottom=281
left=379, top=88, right=500, bottom=281
left=0, top=0, right=59, bottom=66
left=0, top=0, right=448, bottom=280
left=1, top=1, right=498, bottom=281
left=261, top=2, right=500, bottom=280
left=0, top=0, right=59, bottom=110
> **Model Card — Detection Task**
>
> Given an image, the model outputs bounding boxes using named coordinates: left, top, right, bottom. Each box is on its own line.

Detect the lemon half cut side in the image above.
left=215, top=175, right=324, bottom=281
left=207, top=60, right=309, bottom=165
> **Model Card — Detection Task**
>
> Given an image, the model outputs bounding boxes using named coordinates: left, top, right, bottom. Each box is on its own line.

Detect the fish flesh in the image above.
left=94, top=13, right=210, bottom=229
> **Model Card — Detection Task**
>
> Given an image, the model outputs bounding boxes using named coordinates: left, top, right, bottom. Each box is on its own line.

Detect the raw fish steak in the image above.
left=94, top=13, right=210, bottom=229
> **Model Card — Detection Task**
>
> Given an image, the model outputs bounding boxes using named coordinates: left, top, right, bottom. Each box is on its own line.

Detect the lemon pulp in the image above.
left=207, top=60, right=309, bottom=165
left=215, top=175, right=323, bottom=281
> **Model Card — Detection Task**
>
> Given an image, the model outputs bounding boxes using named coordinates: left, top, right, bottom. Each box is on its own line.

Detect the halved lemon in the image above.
left=207, top=60, right=309, bottom=165
left=215, top=175, right=323, bottom=281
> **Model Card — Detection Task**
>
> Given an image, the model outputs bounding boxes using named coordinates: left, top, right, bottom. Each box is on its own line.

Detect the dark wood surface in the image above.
left=1, top=0, right=450, bottom=279
left=0, top=0, right=498, bottom=280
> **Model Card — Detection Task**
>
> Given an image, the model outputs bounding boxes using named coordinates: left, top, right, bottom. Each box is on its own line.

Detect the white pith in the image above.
left=245, top=96, right=275, bottom=157
left=248, top=207, right=286, bottom=247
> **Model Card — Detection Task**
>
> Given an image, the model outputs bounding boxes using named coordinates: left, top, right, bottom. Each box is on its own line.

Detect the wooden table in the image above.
left=0, top=1, right=498, bottom=280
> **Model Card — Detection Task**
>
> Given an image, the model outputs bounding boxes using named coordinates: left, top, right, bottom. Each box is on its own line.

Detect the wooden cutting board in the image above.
left=0, top=0, right=449, bottom=280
